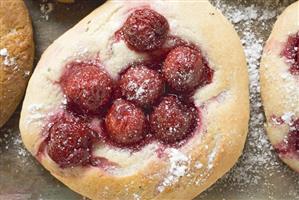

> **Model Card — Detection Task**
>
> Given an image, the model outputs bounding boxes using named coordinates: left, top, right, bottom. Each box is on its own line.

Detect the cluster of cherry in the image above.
left=44, top=8, right=214, bottom=168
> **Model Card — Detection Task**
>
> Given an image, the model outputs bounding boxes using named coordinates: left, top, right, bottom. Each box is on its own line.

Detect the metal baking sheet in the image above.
left=0, top=0, right=298, bottom=199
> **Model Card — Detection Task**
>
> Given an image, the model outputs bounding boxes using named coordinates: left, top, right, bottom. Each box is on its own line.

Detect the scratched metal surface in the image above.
left=0, top=0, right=298, bottom=200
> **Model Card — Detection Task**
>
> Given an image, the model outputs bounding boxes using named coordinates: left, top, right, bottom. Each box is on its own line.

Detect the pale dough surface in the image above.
left=20, top=0, right=249, bottom=199
left=260, top=1, right=299, bottom=172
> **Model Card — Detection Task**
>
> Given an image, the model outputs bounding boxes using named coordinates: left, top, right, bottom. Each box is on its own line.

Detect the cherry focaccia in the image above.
left=260, top=1, right=299, bottom=172
left=20, top=1, right=249, bottom=199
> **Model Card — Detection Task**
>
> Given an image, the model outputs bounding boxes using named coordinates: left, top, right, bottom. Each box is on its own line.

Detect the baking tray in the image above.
left=0, top=0, right=298, bottom=199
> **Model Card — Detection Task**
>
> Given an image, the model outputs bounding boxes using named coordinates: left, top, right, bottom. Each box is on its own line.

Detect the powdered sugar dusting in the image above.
left=0, top=128, right=30, bottom=164
left=0, top=48, right=17, bottom=66
left=199, top=1, right=299, bottom=199
left=157, top=148, right=190, bottom=193
left=194, top=161, right=203, bottom=169
left=207, top=143, right=218, bottom=170
left=133, top=193, right=141, bottom=200
left=281, top=112, right=296, bottom=125
left=126, top=80, right=147, bottom=102
left=0, top=48, right=8, bottom=56
left=26, top=104, right=46, bottom=126
left=120, top=65, right=164, bottom=107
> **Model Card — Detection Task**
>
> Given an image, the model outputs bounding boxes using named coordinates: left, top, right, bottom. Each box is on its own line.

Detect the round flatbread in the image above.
left=0, top=0, right=34, bottom=127
left=260, top=1, right=299, bottom=172
left=20, top=1, right=249, bottom=199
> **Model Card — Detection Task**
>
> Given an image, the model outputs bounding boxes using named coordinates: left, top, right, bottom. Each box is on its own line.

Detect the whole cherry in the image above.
left=60, top=61, right=113, bottom=115
left=163, top=46, right=205, bottom=92
left=47, top=112, right=96, bottom=168
left=105, top=99, right=147, bottom=146
left=150, top=95, right=196, bottom=144
left=122, top=8, right=169, bottom=52
left=119, top=65, right=164, bottom=108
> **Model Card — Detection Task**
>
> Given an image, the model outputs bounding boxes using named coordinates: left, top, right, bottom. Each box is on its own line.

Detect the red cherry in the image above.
left=293, top=118, right=299, bottom=130
left=287, top=119, right=299, bottom=152
left=47, top=112, right=96, bottom=168
left=150, top=95, right=196, bottom=144
left=295, top=45, right=299, bottom=74
left=122, top=8, right=169, bottom=51
left=163, top=46, right=205, bottom=92
left=104, top=99, right=147, bottom=145
left=275, top=118, right=299, bottom=156
left=282, top=33, right=299, bottom=75
left=60, top=62, right=113, bottom=114
left=119, top=65, right=164, bottom=108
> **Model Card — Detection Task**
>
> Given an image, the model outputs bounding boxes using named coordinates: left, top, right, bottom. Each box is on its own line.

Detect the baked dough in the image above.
left=0, top=0, right=34, bottom=127
left=20, top=0, right=249, bottom=199
left=57, top=0, right=75, bottom=3
left=260, top=1, right=299, bottom=172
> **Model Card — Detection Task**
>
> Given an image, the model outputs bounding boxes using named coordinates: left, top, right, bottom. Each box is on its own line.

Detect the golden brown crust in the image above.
left=260, top=1, right=299, bottom=172
left=20, top=0, right=249, bottom=199
left=0, top=0, right=34, bottom=127
left=57, top=0, right=75, bottom=3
